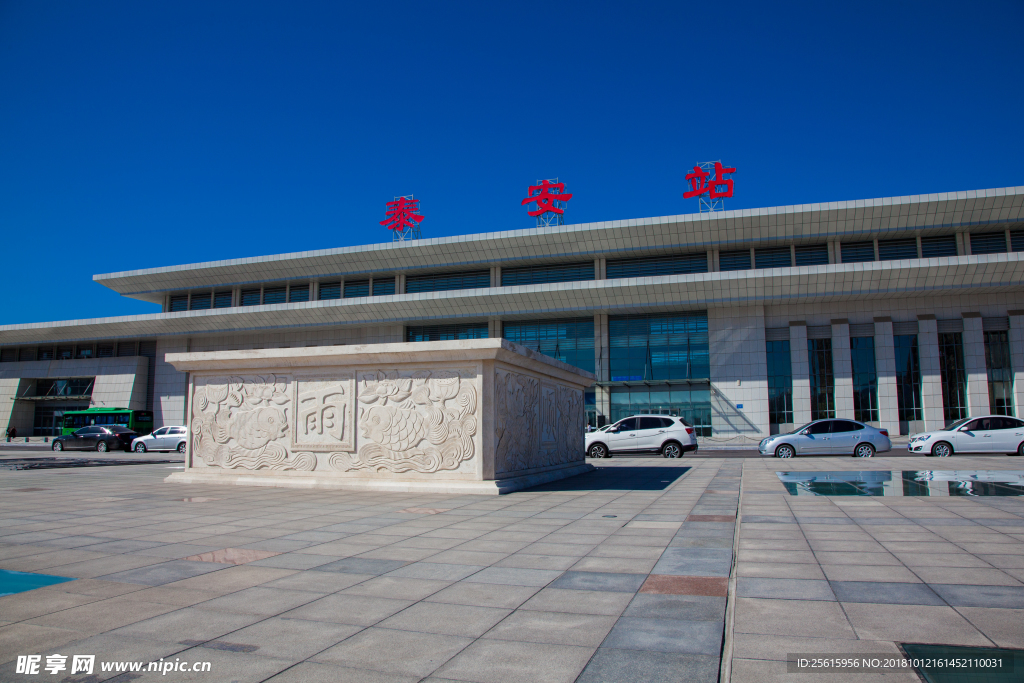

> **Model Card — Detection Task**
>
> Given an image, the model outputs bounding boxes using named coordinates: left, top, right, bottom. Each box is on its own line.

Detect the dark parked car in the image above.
left=52, top=426, right=136, bottom=453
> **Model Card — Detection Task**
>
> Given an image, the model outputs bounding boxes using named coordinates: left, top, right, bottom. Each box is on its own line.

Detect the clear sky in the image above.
left=1, top=0, right=1022, bottom=325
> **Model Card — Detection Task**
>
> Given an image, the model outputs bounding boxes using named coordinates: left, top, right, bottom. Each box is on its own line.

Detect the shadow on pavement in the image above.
left=527, top=466, right=691, bottom=492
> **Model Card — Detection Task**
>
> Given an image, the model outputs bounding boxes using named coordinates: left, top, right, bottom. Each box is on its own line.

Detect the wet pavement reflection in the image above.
left=777, top=470, right=1024, bottom=496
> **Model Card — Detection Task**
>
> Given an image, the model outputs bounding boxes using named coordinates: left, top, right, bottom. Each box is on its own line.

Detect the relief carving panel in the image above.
left=495, top=369, right=584, bottom=474
left=329, top=369, right=478, bottom=474
left=190, top=374, right=316, bottom=472
left=292, top=375, right=354, bottom=452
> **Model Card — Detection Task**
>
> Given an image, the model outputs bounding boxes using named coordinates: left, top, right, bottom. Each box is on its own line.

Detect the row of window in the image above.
left=767, top=330, right=1014, bottom=428
left=0, top=341, right=151, bottom=362
left=165, top=229, right=1021, bottom=311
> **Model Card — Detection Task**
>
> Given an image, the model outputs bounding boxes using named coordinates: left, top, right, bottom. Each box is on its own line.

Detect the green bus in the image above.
left=61, top=408, right=154, bottom=436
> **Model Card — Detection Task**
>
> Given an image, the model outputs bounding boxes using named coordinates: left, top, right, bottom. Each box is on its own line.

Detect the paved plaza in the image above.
left=0, top=455, right=1021, bottom=682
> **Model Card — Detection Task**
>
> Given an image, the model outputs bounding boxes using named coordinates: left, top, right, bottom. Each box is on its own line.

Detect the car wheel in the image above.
left=1015, top=442, right=1024, bottom=457
left=588, top=443, right=607, bottom=459
left=775, top=444, right=794, bottom=459
left=177, top=442, right=186, bottom=454
left=661, top=441, right=682, bottom=459
left=854, top=443, right=875, bottom=458
left=931, top=441, right=953, bottom=458
left=96, top=441, right=108, bottom=453
left=52, top=441, right=63, bottom=451
left=134, top=442, right=147, bottom=453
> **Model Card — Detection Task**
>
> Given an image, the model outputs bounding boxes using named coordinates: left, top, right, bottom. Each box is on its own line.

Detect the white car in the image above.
left=132, top=426, right=188, bottom=454
left=909, top=415, right=1024, bottom=457
left=585, top=415, right=698, bottom=458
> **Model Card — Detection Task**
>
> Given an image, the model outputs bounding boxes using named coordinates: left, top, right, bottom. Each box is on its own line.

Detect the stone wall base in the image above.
left=165, top=462, right=595, bottom=495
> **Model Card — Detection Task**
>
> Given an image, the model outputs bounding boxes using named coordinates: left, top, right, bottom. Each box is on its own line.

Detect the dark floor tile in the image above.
left=830, top=581, right=945, bottom=606
left=669, top=536, right=733, bottom=549
left=98, top=560, right=225, bottom=586
left=624, top=594, right=726, bottom=622
left=929, top=584, right=1024, bottom=608
left=549, top=571, right=647, bottom=593
left=742, top=516, right=797, bottom=524
left=578, top=648, right=719, bottom=683
left=602, top=617, right=723, bottom=655
left=651, top=548, right=732, bottom=578
left=736, top=577, right=835, bottom=601
left=316, top=557, right=408, bottom=575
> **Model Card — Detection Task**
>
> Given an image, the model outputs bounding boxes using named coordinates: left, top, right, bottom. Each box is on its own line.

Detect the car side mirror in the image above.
left=800, top=429, right=810, bottom=435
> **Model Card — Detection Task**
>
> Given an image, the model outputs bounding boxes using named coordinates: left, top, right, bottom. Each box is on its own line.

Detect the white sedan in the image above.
left=909, top=416, right=1024, bottom=457
left=132, top=426, right=189, bottom=454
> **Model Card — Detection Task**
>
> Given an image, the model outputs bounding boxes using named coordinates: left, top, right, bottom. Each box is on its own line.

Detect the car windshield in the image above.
left=942, top=418, right=973, bottom=431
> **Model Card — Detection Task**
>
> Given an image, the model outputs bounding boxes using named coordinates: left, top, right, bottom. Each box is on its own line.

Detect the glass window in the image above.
left=607, top=254, right=707, bottom=278
left=895, top=334, right=923, bottom=421
left=406, top=324, right=489, bottom=342
left=766, top=339, right=793, bottom=425
left=97, top=344, right=114, bottom=358
left=189, top=293, right=211, bottom=310
left=807, top=421, right=832, bottom=434
left=615, top=418, right=638, bottom=431
left=169, top=295, right=189, bottom=312
left=638, top=417, right=663, bottom=430
left=939, top=332, right=968, bottom=422
left=240, top=289, right=261, bottom=306
left=57, top=346, right=73, bottom=360
left=609, top=312, right=709, bottom=382
left=372, top=278, right=396, bottom=296
left=984, top=330, right=1014, bottom=416
left=503, top=318, right=595, bottom=374
left=1012, top=230, right=1024, bottom=253
left=38, top=347, right=55, bottom=360
left=832, top=420, right=863, bottom=433
left=970, top=232, right=1007, bottom=255
left=922, top=235, right=957, bottom=258
left=263, top=286, right=286, bottom=305
left=840, top=242, right=875, bottom=263
left=718, top=250, right=751, bottom=271
left=289, top=285, right=310, bottom=303
left=808, top=339, right=835, bottom=420
left=850, top=336, right=878, bottom=422
left=754, top=247, right=791, bottom=269
left=76, top=345, right=93, bottom=359
left=214, top=291, right=233, bottom=308
left=502, top=262, right=594, bottom=286
left=406, top=271, right=490, bottom=293
left=878, top=238, right=918, bottom=261
left=343, top=280, right=370, bottom=298
left=608, top=385, right=711, bottom=436
left=318, top=282, right=341, bottom=300
left=794, top=245, right=828, bottom=266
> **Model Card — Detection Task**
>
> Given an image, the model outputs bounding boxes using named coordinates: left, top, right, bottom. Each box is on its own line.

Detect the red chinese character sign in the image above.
left=380, top=195, right=424, bottom=241
left=684, top=161, right=736, bottom=212
left=522, top=178, right=572, bottom=227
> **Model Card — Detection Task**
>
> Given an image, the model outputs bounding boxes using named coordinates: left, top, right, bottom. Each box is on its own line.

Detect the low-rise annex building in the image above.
left=2, top=186, right=1023, bottom=444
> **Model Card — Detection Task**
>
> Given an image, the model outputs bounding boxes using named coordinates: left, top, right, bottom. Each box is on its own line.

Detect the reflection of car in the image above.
left=132, top=426, right=189, bottom=454
left=585, top=415, right=698, bottom=458
left=759, top=419, right=891, bottom=458
left=909, top=416, right=1024, bottom=457
left=52, top=426, right=136, bottom=453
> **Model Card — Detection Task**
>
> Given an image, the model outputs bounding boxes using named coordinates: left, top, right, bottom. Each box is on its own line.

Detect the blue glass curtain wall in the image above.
left=609, top=312, right=709, bottom=382
left=502, top=318, right=595, bottom=374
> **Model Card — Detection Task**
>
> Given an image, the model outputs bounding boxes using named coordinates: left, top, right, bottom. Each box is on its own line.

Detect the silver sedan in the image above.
left=759, top=419, right=892, bottom=458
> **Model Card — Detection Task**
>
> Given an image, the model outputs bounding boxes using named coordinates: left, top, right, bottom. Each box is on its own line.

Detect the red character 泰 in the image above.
left=380, top=197, right=425, bottom=232
left=521, top=179, right=572, bottom=217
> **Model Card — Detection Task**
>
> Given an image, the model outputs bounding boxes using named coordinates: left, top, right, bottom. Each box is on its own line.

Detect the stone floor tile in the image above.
left=734, top=597, right=856, bottom=638
left=911, top=566, right=1022, bottom=586
left=819, top=564, right=922, bottom=583
left=24, top=595, right=179, bottom=636
left=484, top=609, right=617, bottom=646
left=265, top=661, right=420, bottom=683
left=954, top=606, right=1024, bottom=649
left=520, top=587, right=633, bottom=616
left=812, top=551, right=902, bottom=566
left=570, top=556, right=657, bottom=574
left=929, top=583, right=1024, bottom=608
left=0, top=622, right=87, bottom=665
left=731, top=632, right=904, bottom=661
left=549, top=570, right=646, bottom=593
left=434, top=638, right=595, bottom=683
left=425, top=549, right=509, bottom=566
left=315, top=557, right=408, bottom=575
left=736, top=562, right=826, bottom=580
left=493, top=553, right=578, bottom=571
left=379, top=601, right=511, bottom=637
left=462, top=567, right=563, bottom=587
left=195, top=585, right=322, bottom=615
left=624, top=593, right=726, bottom=622
left=424, top=582, right=540, bottom=609
left=184, top=547, right=282, bottom=565
left=355, top=546, right=441, bottom=562
left=651, top=548, right=732, bottom=577
left=735, top=549, right=817, bottom=564
left=344, top=576, right=451, bottom=600
left=246, top=552, right=337, bottom=570
left=98, top=559, right=227, bottom=586
left=577, top=649, right=719, bottom=683
left=736, top=577, right=836, bottom=601
left=313, top=627, right=472, bottom=677
left=261, top=570, right=372, bottom=593
left=841, top=602, right=991, bottom=645
left=217, top=616, right=363, bottom=660
left=829, top=581, right=944, bottom=605
left=640, top=575, right=728, bottom=597
left=106, top=605, right=265, bottom=642
left=281, top=593, right=413, bottom=626
left=41, top=553, right=168, bottom=579
left=601, top=616, right=723, bottom=655
left=0, top=589, right=105, bottom=622
left=136, top=647, right=295, bottom=682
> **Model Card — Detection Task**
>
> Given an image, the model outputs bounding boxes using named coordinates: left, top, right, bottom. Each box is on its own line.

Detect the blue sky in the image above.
left=1, top=0, right=1022, bottom=324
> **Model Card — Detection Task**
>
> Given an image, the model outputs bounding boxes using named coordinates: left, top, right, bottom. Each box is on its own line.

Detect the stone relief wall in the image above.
left=494, top=368, right=584, bottom=475
left=189, top=368, right=479, bottom=476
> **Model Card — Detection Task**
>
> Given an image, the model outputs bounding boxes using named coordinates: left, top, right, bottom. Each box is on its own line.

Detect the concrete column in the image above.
left=790, top=322, right=810, bottom=426
left=828, top=241, right=838, bottom=264
left=965, top=234, right=974, bottom=255
left=831, top=319, right=854, bottom=419
left=594, top=259, right=606, bottom=280
left=874, top=317, right=899, bottom=434
left=396, top=274, right=406, bottom=293
left=917, top=315, right=944, bottom=430
left=488, top=319, right=502, bottom=339
left=873, top=239, right=880, bottom=261
left=963, top=313, right=990, bottom=414
left=490, top=267, right=501, bottom=288
left=308, top=282, right=315, bottom=301
left=1007, top=229, right=1014, bottom=253
left=232, top=287, right=240, bottom=307
left=595, top=386, right=611, bottom=426
left=956, top=233, right=966, bottom=255
left=790, top=244, right=797, bottom=267
left=709, top=251, right=718, bottom=272
left=594, top=314, right=609, bottom=382
left=916, top=236, right=924, bottom=258
left=1009, top=311, right=1024, bottom=418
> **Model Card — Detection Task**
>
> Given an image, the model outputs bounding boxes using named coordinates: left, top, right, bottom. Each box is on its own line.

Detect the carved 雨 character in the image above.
left=298, top=386, right=346, bottom=442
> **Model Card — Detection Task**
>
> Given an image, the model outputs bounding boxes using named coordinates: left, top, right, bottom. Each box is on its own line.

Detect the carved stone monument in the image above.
left=164, top=339, right=595, bottom=494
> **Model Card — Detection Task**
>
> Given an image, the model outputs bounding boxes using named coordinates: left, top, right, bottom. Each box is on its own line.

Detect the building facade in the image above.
left=2, top=187, right=1023, bottom=442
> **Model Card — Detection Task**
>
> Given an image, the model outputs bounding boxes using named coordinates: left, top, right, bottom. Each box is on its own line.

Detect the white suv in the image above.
left=586, top=415, right=698, bottom=458
left=131, top=426, right=188, bottom=454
